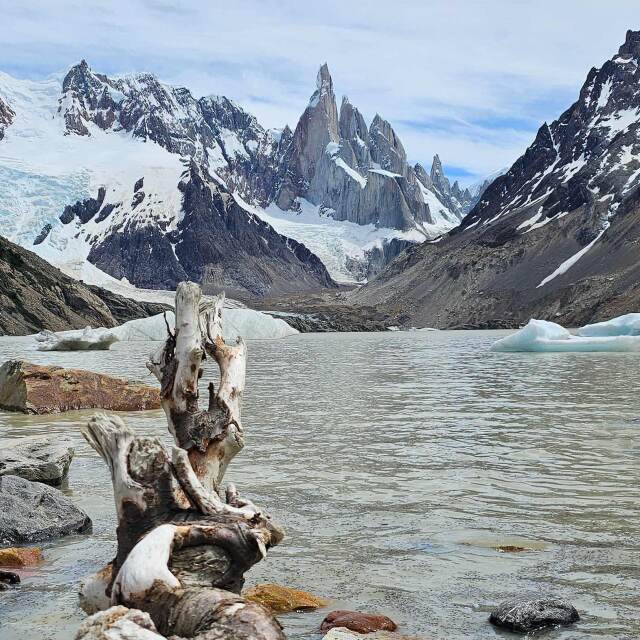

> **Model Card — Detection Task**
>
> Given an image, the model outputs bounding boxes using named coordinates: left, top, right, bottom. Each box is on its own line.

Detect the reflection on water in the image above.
left=0, top=331, right=639, bottom=639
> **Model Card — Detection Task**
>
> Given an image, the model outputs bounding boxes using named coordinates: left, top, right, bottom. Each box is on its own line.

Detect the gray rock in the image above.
left=0, top=436, right=74, bottom=485
left=74, top=606, right=164, bottom=640
left=0, top=475, right=92, bottom=545
left=0, top=94, right=14, bottom=140
left=489, top=597, right=580, bottom=632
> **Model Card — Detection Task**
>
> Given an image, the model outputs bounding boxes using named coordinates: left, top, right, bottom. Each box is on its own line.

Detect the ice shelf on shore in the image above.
left=491, top=318, right=640, bottom=353
left=33, top=308, right=299, bottom=349
left=114, top=309, right=298, bottom=342
left=577, top=313, right=640, bottom=337
left=35, top=327, right=119, bottom=351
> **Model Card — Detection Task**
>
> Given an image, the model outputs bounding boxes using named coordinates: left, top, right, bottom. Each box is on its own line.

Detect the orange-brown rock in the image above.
left=321, top=610, right=398, bottom=634
left=243, top=583, right=328, bottom=613
left=0, top=360, right=160, bottom=414
left=0, top=547, right=43, bottom=567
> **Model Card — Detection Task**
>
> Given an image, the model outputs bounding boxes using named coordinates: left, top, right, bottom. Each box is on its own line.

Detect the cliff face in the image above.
left=275, top=66, right=467, bottom=234
left=354, top=30, right=640, bottom=328
left=0, top=235, right=167, bottom=336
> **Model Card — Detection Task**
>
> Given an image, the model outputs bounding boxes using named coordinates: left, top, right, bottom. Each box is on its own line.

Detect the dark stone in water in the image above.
left=489, top=596, right=580, bottom=632
left=0, top=569, right=20, bottom=590
left=0, top=475, right=92, bottom=545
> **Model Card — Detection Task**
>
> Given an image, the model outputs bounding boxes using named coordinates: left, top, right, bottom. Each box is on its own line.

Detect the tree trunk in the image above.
left=78, top=282, right=285, bottom=640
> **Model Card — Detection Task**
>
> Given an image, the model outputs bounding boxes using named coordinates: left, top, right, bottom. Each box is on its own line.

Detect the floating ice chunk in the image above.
left=491, top=319, right=640, bottom=353
left=35, top=326, right=119, bottom=351
left=578, top=313, right=640, bottom=337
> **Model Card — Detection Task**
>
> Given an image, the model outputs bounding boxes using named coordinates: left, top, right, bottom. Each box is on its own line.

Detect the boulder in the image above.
left=0, top=435, right=74, bottom=485
left=321, top=610, right=398, bottom=634
left=74, top=606, right=164, bottom=640
left=243, top=583, right=328, bottom=613
left=0, top=547, right=43, bottom=567
left=0, top=360, right=160, bottom=414
left=0, top=475, right=92, bottom=545
left=489, top=596, right=580, bottom=632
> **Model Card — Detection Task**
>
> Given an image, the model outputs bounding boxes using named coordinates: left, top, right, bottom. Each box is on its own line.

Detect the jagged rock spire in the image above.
left=316, top=63, right=333, bottom=92
left=369, top=114, right=407, bottom=175
left=618, top=29, right=640, bottom=57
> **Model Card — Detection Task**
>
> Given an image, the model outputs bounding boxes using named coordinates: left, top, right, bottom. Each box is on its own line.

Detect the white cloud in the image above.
left=0, top=0, right=638, bottom=183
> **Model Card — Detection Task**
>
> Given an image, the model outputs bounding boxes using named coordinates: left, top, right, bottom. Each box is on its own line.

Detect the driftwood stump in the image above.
left=78, top=282, right=285, bottom=640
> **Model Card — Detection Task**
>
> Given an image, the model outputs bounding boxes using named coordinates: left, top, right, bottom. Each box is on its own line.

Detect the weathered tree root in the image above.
left=78, top=282, right=285, bottom=640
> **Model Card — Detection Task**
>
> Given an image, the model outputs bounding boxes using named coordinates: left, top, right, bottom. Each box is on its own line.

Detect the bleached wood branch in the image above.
left=146, top=282, right=247, bottom=493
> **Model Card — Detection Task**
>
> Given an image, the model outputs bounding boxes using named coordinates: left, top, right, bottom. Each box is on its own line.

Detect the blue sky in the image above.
left=1, top=0, right=638, bottom=184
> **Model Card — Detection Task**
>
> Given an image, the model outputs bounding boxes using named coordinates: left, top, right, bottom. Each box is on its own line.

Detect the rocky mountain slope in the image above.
left=0, top=235, right=167, bottom=335
left=0, top=60, right=470, bottom=286
left=355, top=30, right=640, bottom=328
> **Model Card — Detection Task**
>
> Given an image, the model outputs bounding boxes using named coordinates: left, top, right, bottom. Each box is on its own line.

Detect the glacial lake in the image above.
left=0, top=330, right=639, bottom=639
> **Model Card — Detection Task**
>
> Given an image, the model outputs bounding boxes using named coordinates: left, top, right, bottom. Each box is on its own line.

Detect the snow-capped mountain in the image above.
left=355, top=30, right=640, bottom=328
left=0, top=68, right=334, bottom=299
left=275, top=64, right=469, bottom=236
left=0, top=60, right=466, bottom=287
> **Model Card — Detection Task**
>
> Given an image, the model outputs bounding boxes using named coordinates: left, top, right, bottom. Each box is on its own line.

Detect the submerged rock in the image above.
left=0, top=475, right=92, bottom=545
left=0, top=569, right=20, bottom=591
left=0, top=547, right=43, bottom=567
left=74, top=606, right=164, bottom=640
left=0, top=360, right=160, bottom=414
left=0, top=435, right=74, bottom=485
left=321, top=610, right=398, bottom=634
left=489, top=596, right=580, bottom=632
left=322, top=629, right=423, bottom=640
left=243, top=583, right=328, bottom=613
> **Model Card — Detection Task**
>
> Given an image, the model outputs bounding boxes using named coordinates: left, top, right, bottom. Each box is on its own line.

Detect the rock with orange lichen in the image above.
left=0, top=547, right=43, bottom=567
left=243, top=583, right=328, bottom=613
left=0, top=360, right=160, bottom=414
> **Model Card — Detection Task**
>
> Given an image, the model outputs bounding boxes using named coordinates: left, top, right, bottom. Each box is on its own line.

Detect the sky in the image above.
left=0, top=0, right=638, bottom=185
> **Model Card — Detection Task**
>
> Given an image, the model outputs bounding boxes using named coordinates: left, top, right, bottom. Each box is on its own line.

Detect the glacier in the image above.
left=491, top=318, right=640, bottom=353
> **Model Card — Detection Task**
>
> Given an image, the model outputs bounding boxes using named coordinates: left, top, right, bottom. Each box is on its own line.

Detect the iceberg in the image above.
left=35, top=327, right=119, bottom=351
left=491, top=319, right=640, bottom=353
left=577, top=313, right=640, bottom=337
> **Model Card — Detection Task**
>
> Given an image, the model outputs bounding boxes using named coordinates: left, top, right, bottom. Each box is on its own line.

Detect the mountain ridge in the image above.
left=354, top=29, right=640, bottom=328
left=0, top=60, right=478, bottom=286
